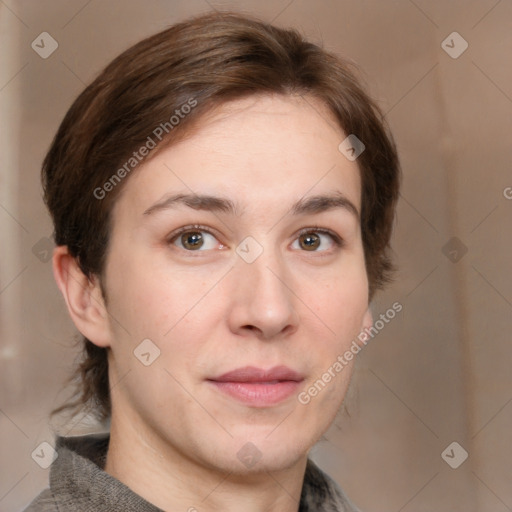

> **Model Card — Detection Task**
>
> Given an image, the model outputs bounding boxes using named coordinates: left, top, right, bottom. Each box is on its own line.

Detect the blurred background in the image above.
left=1, top=1, right=511, bottom=511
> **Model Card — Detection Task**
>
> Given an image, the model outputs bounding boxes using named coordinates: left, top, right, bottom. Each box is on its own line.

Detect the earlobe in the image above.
left=354, top=307, right=374, bottom=348
left=52, top=246, right=111, bottom=348
left=362, top=308, right=373, bottom=332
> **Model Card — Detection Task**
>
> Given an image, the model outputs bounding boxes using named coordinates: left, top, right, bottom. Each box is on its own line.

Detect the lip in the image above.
left=207, top=365, right=304, bottom=407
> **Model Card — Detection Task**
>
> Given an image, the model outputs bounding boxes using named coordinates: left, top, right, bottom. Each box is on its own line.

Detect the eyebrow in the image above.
left=143, top=191, right=360, bottom=220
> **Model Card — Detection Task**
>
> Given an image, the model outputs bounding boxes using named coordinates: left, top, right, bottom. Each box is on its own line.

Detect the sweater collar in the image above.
left=49, top=433, right=358, bottom=512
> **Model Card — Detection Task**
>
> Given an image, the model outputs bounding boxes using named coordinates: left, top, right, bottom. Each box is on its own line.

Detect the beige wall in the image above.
left=1, top=1, right=511, bottom=510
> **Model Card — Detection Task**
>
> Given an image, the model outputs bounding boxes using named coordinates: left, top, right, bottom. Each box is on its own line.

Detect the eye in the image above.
left=168, top=225, right=224, bottom=251
left=292, top=228, right=342, bottom=252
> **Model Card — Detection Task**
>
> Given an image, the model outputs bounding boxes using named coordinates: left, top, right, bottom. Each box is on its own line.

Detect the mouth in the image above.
left=206, top=365, right=304, bottom=407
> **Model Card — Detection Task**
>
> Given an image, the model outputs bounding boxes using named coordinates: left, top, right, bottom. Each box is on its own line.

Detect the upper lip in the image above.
left=209, top=365, right=304, bottom=383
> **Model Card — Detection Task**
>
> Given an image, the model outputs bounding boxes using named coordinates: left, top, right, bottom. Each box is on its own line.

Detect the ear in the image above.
left=362, top=307, right=373, bottom=332
left=354, top=306, right=373, bottom=348
left=52, top=245, right=111, bottom=348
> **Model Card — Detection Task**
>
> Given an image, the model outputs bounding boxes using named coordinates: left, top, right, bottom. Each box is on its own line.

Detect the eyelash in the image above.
left=296, top=226, right=344, bottom=248
left=167, top=224, right=344, bottom=253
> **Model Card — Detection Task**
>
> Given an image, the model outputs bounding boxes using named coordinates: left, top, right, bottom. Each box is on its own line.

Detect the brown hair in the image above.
left=44, top=11, right=401, bottom=421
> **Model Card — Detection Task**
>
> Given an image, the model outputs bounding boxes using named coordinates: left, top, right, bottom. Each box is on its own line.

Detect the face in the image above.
left=101, top=94, right=372, bottom=474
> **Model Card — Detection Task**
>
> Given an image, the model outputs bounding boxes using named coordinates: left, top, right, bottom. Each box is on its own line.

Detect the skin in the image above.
left=54, top=94, right=373, bottom=512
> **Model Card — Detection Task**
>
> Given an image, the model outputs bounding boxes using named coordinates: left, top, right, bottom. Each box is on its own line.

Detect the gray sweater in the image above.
left=24, top=434, right=360, bottom=511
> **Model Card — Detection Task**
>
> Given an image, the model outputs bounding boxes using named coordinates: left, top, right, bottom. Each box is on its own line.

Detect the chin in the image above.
left=203, top=430, right=315, bottom=476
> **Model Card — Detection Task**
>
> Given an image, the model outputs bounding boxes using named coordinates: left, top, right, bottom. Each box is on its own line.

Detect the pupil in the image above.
left=301, top=233, right=319, bottom=250
left=183, top=231, right=203, bottom=249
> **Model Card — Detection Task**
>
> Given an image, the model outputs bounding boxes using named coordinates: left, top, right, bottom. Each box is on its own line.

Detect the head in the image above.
left=45, top=12, right=400, bottom=473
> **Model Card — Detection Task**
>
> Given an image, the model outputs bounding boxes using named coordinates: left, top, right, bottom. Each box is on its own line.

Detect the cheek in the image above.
left=301, top=280, right=366, bottom=413
left=313, top=267, right=369, bottom=332
left=303, top=267, right=368, bottom=395
left=106, top=251, right=214, bottom=338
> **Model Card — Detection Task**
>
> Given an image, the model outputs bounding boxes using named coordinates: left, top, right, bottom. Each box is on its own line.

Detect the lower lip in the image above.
left=208, top=380, right=302, bottom=407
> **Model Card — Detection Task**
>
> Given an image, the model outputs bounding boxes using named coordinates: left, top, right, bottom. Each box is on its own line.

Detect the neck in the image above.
left=104, top=407, right=308, bottom=512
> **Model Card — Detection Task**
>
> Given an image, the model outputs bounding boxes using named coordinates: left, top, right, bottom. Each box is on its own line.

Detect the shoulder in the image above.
left=301, top=459, right=362, bottom=512
left=22, top=432, right=110, bottom=512
left=22, top=489, right=58, bottom=512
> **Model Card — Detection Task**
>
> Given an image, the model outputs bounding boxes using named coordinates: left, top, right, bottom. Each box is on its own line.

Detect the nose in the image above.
left=226, top=245, right=300, bottom=340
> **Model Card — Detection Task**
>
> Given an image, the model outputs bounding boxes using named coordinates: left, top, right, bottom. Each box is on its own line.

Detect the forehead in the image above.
left=112, top=94, right=362, bottom=223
